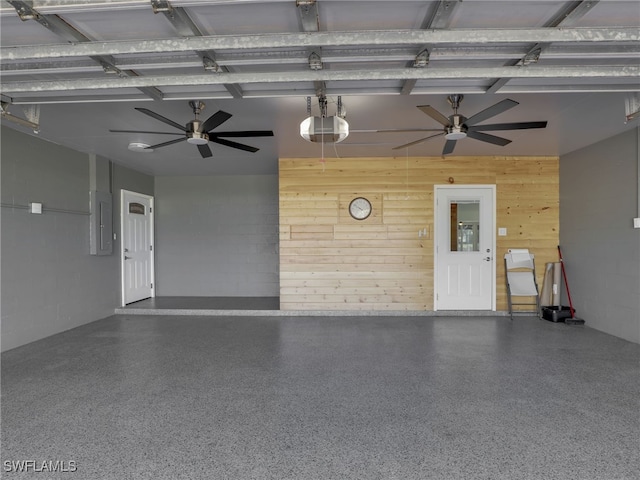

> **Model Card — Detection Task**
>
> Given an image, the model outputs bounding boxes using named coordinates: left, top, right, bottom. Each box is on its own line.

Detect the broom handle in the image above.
left=557, top=245, right=576, bottom=318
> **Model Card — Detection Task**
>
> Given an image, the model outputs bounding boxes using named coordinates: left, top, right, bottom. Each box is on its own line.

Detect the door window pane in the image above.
left=129, top=202, right=145, bottom=215
left=450, top=201, right=480, bottom=252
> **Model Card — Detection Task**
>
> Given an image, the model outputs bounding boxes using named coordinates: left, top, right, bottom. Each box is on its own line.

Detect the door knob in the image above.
left=124, top=256, right=132, bottom=260
left=484, top=257, right=491, bottom=261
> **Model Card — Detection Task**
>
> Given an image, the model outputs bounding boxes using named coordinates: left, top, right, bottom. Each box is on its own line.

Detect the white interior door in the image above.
left=435, top=185, right=495, bottom=310
left=121, top=190, right=154, bottom=305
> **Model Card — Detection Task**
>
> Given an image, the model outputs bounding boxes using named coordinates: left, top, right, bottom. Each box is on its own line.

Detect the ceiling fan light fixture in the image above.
left=445, top=124, right=467, bottom=140
left=187, top=134, right=209, bottom=145
left=300, top=115, right=349, bottom=143
left=445, top=130, right=467, bottom=140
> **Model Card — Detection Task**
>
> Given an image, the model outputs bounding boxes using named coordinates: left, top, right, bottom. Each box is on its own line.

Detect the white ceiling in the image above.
left=1, top=0, right=639, bottom=176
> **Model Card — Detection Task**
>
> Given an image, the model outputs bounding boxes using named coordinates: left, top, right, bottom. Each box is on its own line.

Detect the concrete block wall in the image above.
left=1, top=126, right=153, bottom=351
left=154, top=175, right=279, bottom=297
left=560, top=127, right=640, bottom=343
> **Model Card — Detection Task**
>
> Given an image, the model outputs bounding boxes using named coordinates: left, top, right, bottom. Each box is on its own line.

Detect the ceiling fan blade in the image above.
left=466, top=130, right=512, bottom=146
left=135, top=107, right=186, bottom=131
left=146, top=137, right=188, bottom=149
left=110, top=129, right=184, bottom=135
left=465, top=99, right=519, bottom=126
left=392, top=132, right=444, bottom=150
left=198, top=144, right=213, bottom=158
left=442, top=139, right=457, bottom=155
left=337, top=142, right=399, bottom=146
left=468, top=121, right=548, bottom=132
left=417, top=105, right=450, bottom=126
left=375, top=128, right=444, bottom=133
left=211, top=137, right=259, bottom=153
left=201, top=110, right=232, bottom=133
left=210, top=130, right=274, bottom=138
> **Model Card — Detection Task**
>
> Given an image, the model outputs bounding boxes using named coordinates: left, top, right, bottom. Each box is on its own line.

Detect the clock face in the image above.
left=349, top=197, right=372, bottom=220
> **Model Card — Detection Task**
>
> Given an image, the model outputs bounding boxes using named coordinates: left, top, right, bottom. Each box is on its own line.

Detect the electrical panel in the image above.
left=90, top=190, right=113, bottom=255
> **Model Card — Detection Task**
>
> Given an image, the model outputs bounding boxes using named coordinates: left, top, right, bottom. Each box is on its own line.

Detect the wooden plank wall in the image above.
left=279, top=155, right=559, bottom=311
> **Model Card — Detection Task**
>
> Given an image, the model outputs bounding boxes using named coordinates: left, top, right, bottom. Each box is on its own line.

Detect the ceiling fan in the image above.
left=110, top=100, right=274, bottom=158
left=382, top=94, right=547, bottom=155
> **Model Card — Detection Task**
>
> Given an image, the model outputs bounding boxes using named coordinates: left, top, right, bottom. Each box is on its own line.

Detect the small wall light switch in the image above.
left=498, top=227, right=507, bottom=236
left=634, top=218, right=640, bottom=229
left=30, top=202, right=42, bottom=214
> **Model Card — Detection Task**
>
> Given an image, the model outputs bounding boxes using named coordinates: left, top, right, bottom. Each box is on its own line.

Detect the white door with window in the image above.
left=121, top=190, right=155, bottom=305
left=435, top=185, right=495, bottom=310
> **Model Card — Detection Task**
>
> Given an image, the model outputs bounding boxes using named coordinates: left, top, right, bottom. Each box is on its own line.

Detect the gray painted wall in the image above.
left=154, top=175, right=279, bottom=297
left=560, top=127, right=640, bottom=343
left=1, top=126, right=153, bottom=351
left=4, top=119, right=636, bottom=348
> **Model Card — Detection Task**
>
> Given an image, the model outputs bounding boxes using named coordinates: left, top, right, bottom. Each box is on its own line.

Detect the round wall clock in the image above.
left=349, top=197, right=372, bottom=220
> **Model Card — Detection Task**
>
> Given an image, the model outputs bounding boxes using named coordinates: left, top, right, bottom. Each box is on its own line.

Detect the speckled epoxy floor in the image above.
left=122, top=296, right=281, bottom=311
left=2, top=315, right=639, bottom=480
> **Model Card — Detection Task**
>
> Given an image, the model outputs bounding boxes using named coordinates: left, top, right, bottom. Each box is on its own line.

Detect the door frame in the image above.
left=120, top=189, right=155, bottom=306
left=433, top=184, right=497, bottom=311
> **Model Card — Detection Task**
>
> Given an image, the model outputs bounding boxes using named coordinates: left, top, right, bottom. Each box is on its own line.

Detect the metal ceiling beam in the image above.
left=6, top=0, right=87, bottom=42
left=551, top=0, right=602, bottom=28
left=401, top=0, right=461, bottom=95
left=0, top=0, right=299, bottom=15
left=424, top=0, right=461, bottom=29
left=297, top=0, right=319, bottom=32
left=4, top=0, right=164, bottom=101
left=151, top=0, right=199, bottom=37
left=3, top=27, right=637, bottom=61
left=151, top=0, right=243, bottom=98
left=0, top=0, right=149, bottom=14
left=3, top=65, right=636, bottom=94
left=295, top=0, right=325, bottom=98
left=487, top=0, right=601, bottom=93
left=4, top=44, right=638, bottom=76
left=500, top=84, right=638, bottom=94
left=527, top=1, right=602, bottom=58
left=7, top=82, right=637, bottom=105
